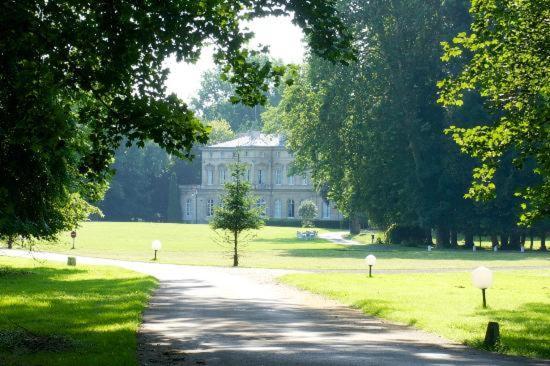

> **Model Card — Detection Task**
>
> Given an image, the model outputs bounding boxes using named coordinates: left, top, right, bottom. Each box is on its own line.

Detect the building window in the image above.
left=288, top=174, right=294, bottom=185
left=302, top=174, right=309, bottom=185
left=276, top=151, right=281, bottom=158
left=219, top=166, right=226, bottom=184
left=257, top=197, right=267, bottom=216
left=287, top=199, right=295, bottom=218
left=185, top=199, right=192, bottom=218
left=207, top=168, right=213, bottom=185
left=246, top=167, right=251, bottom=182
left=274, top=199, right=282, bottom=218
left=258, top=169, right=263, bottom=184
left=275, top=168, right=282, bottom=185
left=206, top=199, right=214, bottom=217
left=322, top=200, right=330, bottom=219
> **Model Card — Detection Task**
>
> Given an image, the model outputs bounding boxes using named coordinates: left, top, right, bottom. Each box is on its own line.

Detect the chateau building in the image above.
left=179, top=131, right=343, bottom=223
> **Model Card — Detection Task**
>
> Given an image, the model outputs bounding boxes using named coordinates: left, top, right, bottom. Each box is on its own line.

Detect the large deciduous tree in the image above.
left=438, top=0, right=549, bottom=225
left=0, top=0, right=354, bottom=241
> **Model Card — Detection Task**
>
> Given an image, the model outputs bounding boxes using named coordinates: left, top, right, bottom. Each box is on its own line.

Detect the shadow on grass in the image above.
left=0, top=265, right=157, bottom=366
left=466, top=302, right=550, bottom=359
left=280, top=247, right=550, bottom=262
left=252, top=237, right=332, bottom=246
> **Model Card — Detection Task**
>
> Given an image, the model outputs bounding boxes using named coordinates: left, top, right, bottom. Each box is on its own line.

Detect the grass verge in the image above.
left=0, top=256, right=157, bottom=366
left=280, top=270, right=550, bottom=359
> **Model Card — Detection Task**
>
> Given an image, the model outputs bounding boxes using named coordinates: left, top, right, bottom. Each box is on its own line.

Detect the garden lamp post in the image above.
left=152, top=240, right=162, bottom=261
left=365, top=254, right=376, bottom=277
left=472, top=266, right=493, bottom=308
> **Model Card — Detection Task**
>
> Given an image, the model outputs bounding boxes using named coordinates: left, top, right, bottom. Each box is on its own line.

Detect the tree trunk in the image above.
left=464, top=231, right=474, bottom=248
left=349, top=216, right=361, bottom=235
left=509, top=231, right=521, bottom=250
left=530, top=233, right=534, bottom=250
left=490, top=235, right=499, bottom=249
left=450, top=229, right=458, bottom=247
left=436, top=226, right=450, bottom=248
left=500, top=233, right=509, bottom=249
left=424, top=228, right=433, bottom=246
left=541, top=232, right=547, bottom=252
left=7, top=236, right=13, bottom=249
left=233, top=232, right=239, bottom=267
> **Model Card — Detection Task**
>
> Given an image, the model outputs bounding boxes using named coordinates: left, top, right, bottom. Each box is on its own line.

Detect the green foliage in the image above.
left=438, top=0, right=550, bottom=225
left=99, top=141, right=175, bottom=221
left=0, top=0, right=354, bottom=240
left=298, top=200, right=318, bottom=228
left=206, top=119, right=236, bottom=144
left=384, top=224, right=427, bottom=247
left=192, top=62, right=284, bottom=132
left=166, top=172, right=182, bottom=223
left=210, top=162, right=264, bottom=266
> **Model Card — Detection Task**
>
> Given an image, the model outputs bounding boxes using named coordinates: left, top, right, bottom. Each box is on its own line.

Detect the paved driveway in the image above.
left=1, top=249, right=546, bottom=366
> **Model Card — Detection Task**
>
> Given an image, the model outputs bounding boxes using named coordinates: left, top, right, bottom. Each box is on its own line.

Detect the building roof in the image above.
left=208, top=131, right=285, bottom=148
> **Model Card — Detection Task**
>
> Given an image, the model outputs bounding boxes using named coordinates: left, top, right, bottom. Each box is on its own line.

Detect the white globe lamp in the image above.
left=152, top=240, right=162, bottom=261
left=365, top=254, right=376, bottom=277
left=472, top=266, right=493, bottom=308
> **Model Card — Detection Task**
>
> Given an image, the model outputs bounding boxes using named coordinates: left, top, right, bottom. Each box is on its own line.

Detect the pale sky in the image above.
left=164, top=16, right=305, bottom=103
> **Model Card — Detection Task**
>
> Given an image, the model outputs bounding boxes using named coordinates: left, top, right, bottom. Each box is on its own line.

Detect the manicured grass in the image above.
left=19, top=222, right=550, bottom=270
left=281, top=270, right=550, bottom=359
left=0, top=256, right=157, bottom=366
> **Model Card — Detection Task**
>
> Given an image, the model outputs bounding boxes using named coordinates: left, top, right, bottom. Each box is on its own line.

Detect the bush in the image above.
left=298, top=200, right=318, bottom=227
left=385, top=224, right=426, bottom=246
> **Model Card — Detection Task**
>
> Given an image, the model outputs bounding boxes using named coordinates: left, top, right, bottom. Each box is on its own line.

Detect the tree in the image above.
left=438, top=0, right=550, bottom=225
left=0, top=0, right=354, bottom=241
left=98, top=141, right=173, bottom=221
left=298, top=200, right=318, bottom=228
left=206, top=120, right=236, bottom=144
left=191, top=61, right=285, bottom=132
left=166, top=172, right=182, bottom=223
left=276, top=1, right=477, bottom=241
left=210, top=162, right=264, bottom=267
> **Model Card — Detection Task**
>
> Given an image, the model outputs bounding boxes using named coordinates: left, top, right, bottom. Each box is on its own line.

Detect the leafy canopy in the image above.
left=438, top=0, right=550, bottom=225
left=0, top=0, right=354, bottom=240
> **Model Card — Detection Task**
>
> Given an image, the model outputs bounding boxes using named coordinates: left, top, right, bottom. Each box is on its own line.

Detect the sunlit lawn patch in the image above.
left=0, top=256, right=157, bottom=366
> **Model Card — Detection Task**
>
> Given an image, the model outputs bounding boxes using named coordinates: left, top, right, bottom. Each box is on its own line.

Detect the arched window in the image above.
left=207, top=199, right=214, bottom=217
left=287, top=171, right=294, bottom=185
left=219, top=166, right=227, bottom=184
left=245, top=166, right=251, bottom=182
left=206, top=167, right=214, bottom=185
left=287, top=199, right=295, bottom=218
left=274, top=167, right=282, bottom=185
left=257, top=197, right=267, bottom=216
left=185, top=199, right=192, bottom=218
left=322, top=200, right=330, bottom=219
left=274, top=199, right=282, bottom=218
left=257, top=168, right=263, bottom=184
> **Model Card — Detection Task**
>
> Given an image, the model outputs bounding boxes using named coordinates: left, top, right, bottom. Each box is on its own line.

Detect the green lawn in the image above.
left=281, top=270, right=550, bottom=359
left=0, top=256, right=157, bottom=366
left=16, top=222, right=549, bottom=270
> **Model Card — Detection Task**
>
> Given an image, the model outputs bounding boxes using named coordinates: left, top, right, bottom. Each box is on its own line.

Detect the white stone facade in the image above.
left=179, top=132, right=343, bottom=223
